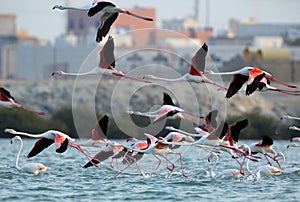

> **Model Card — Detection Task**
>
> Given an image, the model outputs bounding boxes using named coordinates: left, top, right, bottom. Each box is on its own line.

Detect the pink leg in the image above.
left=170, top=152, right=188, bottom=178
left=152, top=154, right=162, bottom=172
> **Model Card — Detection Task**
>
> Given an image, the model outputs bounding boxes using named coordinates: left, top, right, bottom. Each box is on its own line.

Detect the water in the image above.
left=0, top=139, right=299, bottom=202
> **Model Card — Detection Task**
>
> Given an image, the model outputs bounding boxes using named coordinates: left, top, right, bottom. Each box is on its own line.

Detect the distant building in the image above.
left=0, top=14, right=17, bottom=78
left=228, top=18, right=300, bottom=38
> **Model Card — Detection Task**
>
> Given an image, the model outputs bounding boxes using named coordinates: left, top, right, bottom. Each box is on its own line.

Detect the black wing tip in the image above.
left=261, top=135, right=273, bottom=146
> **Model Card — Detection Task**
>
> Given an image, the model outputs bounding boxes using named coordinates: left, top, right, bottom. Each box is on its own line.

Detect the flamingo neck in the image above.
left=146, top=75, right=187, bottom=82
left=210, top=153, right=219, bottom=177
left=15, top=138, right=23, bottom=170
left=55, top=6, right=89, bottom=11
left=11, top=131, right=46, bottom=138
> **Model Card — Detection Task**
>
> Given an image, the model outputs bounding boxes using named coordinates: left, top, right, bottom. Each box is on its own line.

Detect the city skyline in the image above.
left=0, top=0, right=300, bottom=42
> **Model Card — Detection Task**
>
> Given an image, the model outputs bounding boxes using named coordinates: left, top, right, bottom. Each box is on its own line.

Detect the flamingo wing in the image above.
left=0, top=87, right=14, bottom=101
left=262, top=135, right=273, bottom=146
left=246, top=73, right=265, bottom=96
left=99, top=36, right=115, bottom=69
left=92, top=114, right=109, bottom=141
left=189, top=43, right=208, bottom=76
left=205, top=109, right=218, bottom=128
left=226, top=74, right=249, bottom=98
left=213, top=121, right=229, bottom=139
left=88, top=2, right=116, bottom=17
left=96, top=12, right=118, bottom=43
left=162, top=92, right=176, bottom=106
left=27, top=138, right=54, bottom=158
left=83, top=150, right=114, bottom=168
left=230, top=119, right=248, bottom=143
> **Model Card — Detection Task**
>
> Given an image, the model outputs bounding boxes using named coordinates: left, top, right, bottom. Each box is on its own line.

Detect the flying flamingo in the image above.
left=4, top=129, right=95, bottom=166
left=217, top=77, right=300, bottom=96
left=142, top=43, right=227, bottom=90
left=52, top=36, right=150, bottom=83
left=206, top=66, right=297, bottom=98
left=53, top=1, right=153, bottom=42
left=247, top=135, right=283, bottom=169
left=281, top=115, right=300, bottom=121
left=128, top=92, right=201, bottom=124
left=257, top=78, right=300, bottom=95
left=10, top=136, right=48, bottom=175
left=0, top=87, right=45, bottom=115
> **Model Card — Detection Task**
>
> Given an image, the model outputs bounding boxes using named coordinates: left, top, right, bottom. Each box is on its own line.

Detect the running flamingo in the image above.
left=248, top=135, right=283, bottom=169
left=142, top=43, right=226, bottom=90
left=53, top=1, right=153, bottom=42
left=11, top=136, right=48, bottom=175
left=0, top=87, right=45, bottom=115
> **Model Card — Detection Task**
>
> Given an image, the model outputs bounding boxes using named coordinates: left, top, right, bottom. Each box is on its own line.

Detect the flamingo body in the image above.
left=11, top=136, right=48, bottom=175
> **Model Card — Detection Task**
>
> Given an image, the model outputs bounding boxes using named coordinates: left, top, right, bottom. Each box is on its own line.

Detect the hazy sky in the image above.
left=0, top=0, right=300, bottom=42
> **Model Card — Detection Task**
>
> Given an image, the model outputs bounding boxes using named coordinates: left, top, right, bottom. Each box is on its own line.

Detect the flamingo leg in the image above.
left=15, top=104, right=45, bottom=115
left=265, top=154, right=283, bottom=170
left=169, top=152, right=189, bottom=178
left=152, top=154, right=162, bottom=172
left=159, top=155, right=175, bottom=178
left=263, top=154, right=273, bottom=166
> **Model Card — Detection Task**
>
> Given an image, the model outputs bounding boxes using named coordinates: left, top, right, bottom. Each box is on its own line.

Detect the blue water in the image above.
left=0, top=139, right=299, bottom=202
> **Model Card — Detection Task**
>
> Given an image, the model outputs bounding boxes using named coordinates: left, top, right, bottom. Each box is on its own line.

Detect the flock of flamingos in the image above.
left=1, top=0, right=300, bottom=179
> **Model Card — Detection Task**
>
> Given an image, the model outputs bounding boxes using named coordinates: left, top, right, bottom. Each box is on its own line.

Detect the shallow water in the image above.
left=0, top=139, right=299, bottom=202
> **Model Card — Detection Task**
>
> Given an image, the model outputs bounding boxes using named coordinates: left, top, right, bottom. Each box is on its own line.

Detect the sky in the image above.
left=0, top=0, right=300, bottom=42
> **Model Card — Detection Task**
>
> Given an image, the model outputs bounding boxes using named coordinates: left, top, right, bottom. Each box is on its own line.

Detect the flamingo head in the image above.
left=52, top=70, right=65, bottom=76
left=5, top=128, right=17, bottom=134
left=52, top=5, right=65, bottom=10
left=10, top=135, right=22, bottom=144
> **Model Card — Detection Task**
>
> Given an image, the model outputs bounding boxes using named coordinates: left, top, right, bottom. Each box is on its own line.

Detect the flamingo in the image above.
left=257, top=78, right=300, bottom=95
left=128, top=92, right=201, bottom=124
left=4, top=129, right=94, bottom=165
left=142, top=43, right=227, bottom=90
left=0, top=87, right=45, bottom=115
left=217, top=77, right=300, bottom=96
left=53, top=1, right=153, bottom=43
left=248, top=135, right=283, bottom=169
left=10, top=136, right=48, bottom=175
left=206, top=66, right=297, bottom=98
left=208, top=152, right=242, bottom=179
left=52, top=36, right=150, bottom=83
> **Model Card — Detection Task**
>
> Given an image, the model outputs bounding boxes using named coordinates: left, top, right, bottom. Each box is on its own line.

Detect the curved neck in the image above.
left=15, top=139, right=23, bottom=170
left=210, top=153, right=219, bottom=177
